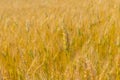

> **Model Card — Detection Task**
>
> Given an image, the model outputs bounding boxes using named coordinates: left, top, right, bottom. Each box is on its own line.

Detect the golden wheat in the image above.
left=0, top=0, right=120, bottom=80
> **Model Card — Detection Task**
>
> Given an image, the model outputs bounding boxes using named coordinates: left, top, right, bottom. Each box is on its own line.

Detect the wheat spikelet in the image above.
left=62, top=24, right=69, bottom=52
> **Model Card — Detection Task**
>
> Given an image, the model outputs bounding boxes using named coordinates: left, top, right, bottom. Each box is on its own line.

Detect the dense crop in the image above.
left=0, top=0, right=120, bottom=80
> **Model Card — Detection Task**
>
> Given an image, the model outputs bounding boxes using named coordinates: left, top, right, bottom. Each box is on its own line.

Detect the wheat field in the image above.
left=0, top=0, right=120, bottom=80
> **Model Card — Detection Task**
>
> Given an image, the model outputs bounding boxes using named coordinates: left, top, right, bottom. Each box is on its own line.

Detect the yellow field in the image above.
left=0, top=0, right=120, bottom=80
